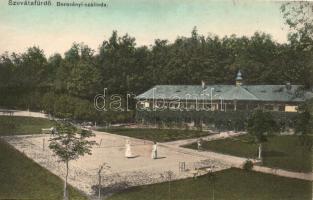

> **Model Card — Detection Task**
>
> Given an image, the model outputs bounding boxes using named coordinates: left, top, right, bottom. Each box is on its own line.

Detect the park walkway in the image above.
left=0, top=109, right=49, bottom=118
left=253, top=166, right=313, bottom=181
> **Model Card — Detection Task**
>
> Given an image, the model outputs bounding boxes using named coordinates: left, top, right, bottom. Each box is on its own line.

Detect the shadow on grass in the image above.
left=91, top=182, right=131, bottom=198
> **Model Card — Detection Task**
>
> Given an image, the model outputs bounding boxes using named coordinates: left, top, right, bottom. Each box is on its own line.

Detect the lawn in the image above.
left=98, top=128, right=210, bottom=142
left=0, top=116, right=55, bottom=136
left=184, top=135, right=312, bottom=172
left=108, top=168, right=312, bottom=200
left=0, top=139, right=87, bottom=200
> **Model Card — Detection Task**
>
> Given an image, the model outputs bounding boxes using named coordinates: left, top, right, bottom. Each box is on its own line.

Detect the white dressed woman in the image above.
left=151, top=141, right=158, bottom=159
left=125, top=139, right=133, bottom=158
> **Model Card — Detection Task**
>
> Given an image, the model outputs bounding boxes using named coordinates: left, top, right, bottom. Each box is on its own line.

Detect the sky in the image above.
left=0, top=0, right=290, bottom=56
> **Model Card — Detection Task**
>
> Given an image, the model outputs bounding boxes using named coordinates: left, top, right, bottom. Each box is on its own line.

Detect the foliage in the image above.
left=295, top=99, right=313, bottom=135
left=281, top=2, right=313, bottom=88
left=281, top=2, right=313, bottom=49
left=49, top=122, right=96, bottom=162
left=99, top=128, right=208, bottom=142
left=136, top=110, right=296, bottom=132
left=1, top=22, right=313, bottom=122
left=247, top=110, right=279, bottom=143
left=243, top=160, right=254, bottom=171
left=40, top=93, right=135, bottom=123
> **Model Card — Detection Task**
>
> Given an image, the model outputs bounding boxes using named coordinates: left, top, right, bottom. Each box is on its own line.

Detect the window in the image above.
left=264, top=105, right=273, bottom=110
left=279, top=105, right=284, bottom=112
left=273, top=105, right=279, bottom=111
left=144, top=102, right=150, bottom=108
left=285, top=105, right=298, bottom=112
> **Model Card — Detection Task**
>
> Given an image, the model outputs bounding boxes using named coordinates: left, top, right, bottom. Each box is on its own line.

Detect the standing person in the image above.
left=125, top=139, right=133, bottom=158
left=151, top=141, right=158, bottom=159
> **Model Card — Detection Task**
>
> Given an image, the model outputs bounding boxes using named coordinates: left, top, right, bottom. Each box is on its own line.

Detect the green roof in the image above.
left=220, top=86, right=258, bottom=101
left=136, top=84, right=313, bottom=102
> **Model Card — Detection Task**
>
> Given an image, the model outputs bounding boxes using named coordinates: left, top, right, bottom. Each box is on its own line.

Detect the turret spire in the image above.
left=236, top=70, right=243, bottom=86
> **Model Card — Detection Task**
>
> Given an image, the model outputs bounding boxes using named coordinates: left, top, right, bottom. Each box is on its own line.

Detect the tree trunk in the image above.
left=64, top=161, right=69, bottom=200
left=258, top=143, right=262, bottom=160
left=98, top=173, right=101, bottom=200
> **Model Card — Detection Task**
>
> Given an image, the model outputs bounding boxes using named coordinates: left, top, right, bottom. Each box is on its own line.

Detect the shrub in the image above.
left=243, top=160, right=254, bottom=171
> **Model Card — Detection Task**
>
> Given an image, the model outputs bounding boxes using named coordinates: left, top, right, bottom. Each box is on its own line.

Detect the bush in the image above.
left=243, top=160, right=254, bottom=171
left=136, top=110, right=298, bottom=132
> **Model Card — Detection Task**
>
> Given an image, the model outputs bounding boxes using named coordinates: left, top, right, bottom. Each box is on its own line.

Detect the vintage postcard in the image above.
left=0, top=0, right=312, bottom=199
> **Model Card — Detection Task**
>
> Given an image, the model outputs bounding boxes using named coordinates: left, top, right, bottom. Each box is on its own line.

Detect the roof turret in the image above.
left=236, top=70, right=243, bottom=86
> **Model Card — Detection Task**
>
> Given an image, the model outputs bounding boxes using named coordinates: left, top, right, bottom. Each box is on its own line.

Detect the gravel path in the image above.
left=0, top=109, right=49, bottom=118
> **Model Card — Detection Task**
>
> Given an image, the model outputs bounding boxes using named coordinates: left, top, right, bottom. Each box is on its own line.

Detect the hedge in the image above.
left=136, top=110, right=298, bottom=131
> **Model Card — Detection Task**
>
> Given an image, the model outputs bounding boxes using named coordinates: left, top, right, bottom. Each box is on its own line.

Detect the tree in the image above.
left=1, top=27, right=313, bottom=123
left=281, top=2, right=313, bottom=88
left=19, top=47, right=48, bottom=89
left=49, top=122, right=96, bottom=200
left=247, top=110, right=278, bottom=160
left=99, top=31, right=138, bottom=94
left=295, top=99, right=313, bottom=151
left=46, top=53, right=62, bottom=88
left=295, top=99, right=313, bottom=135
left=67, top=60, right=102, bottom=98
left=41, top=92, right=56, bottom=114
left=281, top=2, right=313, bottom=49
left=53, top=95, right=75, bottom=119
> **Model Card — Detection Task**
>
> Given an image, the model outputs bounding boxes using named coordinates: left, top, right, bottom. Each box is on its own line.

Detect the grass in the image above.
left=0, top=116, right=55, bottom=136
left=184, top=135, right=312, bottom=172
left=0, top=139, right=87, bottom=200
left=98, top=128, right=210, bottom=142
left=108, top=168, right=312, bottom=200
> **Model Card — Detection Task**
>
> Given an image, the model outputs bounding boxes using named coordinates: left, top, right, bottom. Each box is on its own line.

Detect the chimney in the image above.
left=201, top=80, right=205, bottom=89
